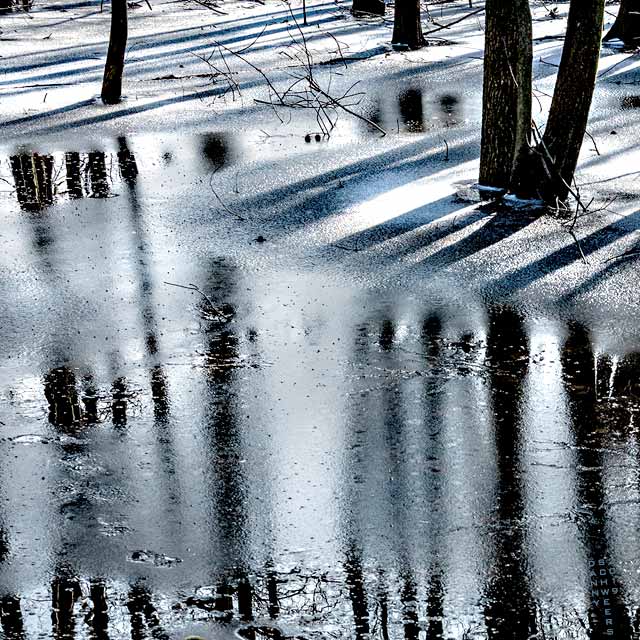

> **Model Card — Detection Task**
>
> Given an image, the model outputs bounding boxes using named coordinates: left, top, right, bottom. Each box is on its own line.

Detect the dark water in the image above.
left=1, top=135, right=640, bottom=640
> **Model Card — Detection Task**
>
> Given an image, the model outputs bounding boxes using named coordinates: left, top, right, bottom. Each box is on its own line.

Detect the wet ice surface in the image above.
left=1, top=134, right=640, bottom=640
left=3, top=2, right=640, bottom=639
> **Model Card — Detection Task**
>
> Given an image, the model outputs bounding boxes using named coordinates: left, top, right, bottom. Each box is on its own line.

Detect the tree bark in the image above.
left=479, top=0, right=532, bottom=189
left=516, top=0, right=605, bottom=202
left=101, top=0, right=128, bottom=105
left=351, top=0, right=384, bottom=16
left=604, top=0, right=640, bottom=48
left=391, top=0, right=425, bottom=49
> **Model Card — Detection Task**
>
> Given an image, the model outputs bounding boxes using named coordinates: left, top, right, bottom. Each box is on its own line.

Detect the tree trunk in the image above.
left=516, top=0, right=605, bottom=202
left=101, top=0, right=128, bottom=105
left=479, top=0, right=532, bottom=189
left=604, top=0, right=640, bottom=48
left=391, top=0, right=425, bottom=50
left=351, top=0, right=384, bottom=16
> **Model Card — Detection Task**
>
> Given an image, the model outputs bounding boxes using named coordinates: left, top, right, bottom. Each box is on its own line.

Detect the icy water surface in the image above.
left=1, top=134, right=640, bottom=640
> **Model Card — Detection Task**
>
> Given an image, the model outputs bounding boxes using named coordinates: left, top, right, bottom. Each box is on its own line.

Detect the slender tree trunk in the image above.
left=479, top=0, right=532, bottom=189
left=604, top=0, right=640, bottom=48
left=351, top=0, right=384, bottom=16
left=101, top=0, right=128, bottom=105
left=515, top=0, right=605, bottom=202
left=391, top=0, right=425, bottom=50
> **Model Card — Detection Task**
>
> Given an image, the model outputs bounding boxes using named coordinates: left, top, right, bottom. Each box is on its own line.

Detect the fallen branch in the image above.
left=185, top=0, right=227, bottom=15
left=423, top=7, right=484, bottom=36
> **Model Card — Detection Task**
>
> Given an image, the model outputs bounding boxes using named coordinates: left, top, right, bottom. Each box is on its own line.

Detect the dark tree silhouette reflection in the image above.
left=561, top=323, right=634, bottom=640
left=64, top=152, right=83, bottom=200
left=127, top=583, right=170, bottom=640
left=87, top=152, right=111, bottom=199
left=51, top=572, right=82, bottom=640
left=111, top=376, right=128, bottom=428
left=200, top=134, right=232, bottom=173
left=10, top=153, right=55, bottom=212
left=482, top=306, right=538, bottom=640
left=89, top=580, right=109, bottom=640
left=0, top=596, right=25, bottom=640
left=344, top=544, right=370, bottom=640
left=398, top=88, right=425, bottom=133
left=44, top=367, right=82, bottom=429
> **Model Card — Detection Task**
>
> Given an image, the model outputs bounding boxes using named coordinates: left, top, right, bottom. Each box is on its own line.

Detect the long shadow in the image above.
left=1, top=20, right=370, bottom=135
left=3, top=86, right=251, bottom=136
left=487, top=209, right=640, bottom=296
left=34, top=0, right=102, bottom=10
left=240, top=137, right=477, bottom=237
left=329, top=195, right=486, bottom=255
left=0, top=10, right=349, bottom=88
left=2, top=39, right=492, bottom=106
left=560, top=252, right=639, bottom=303
left=1, top=1, right=340, bottom=70
left=2, top=32, right=498, bottom=141
left=414, top=206, right=539, bottom=271
left=1, top=98, right=99, bottom=129
left=0, top=30, right=499, bottom=138
left=24, top=9, right=104, bottom=31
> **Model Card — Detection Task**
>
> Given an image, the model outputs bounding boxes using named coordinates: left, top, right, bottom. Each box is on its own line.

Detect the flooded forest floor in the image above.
left=2, top=1, right=640, bottom=639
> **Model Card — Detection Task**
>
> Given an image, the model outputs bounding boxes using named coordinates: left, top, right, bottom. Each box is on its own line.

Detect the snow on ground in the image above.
left=1, top=0, right=640, bottom=332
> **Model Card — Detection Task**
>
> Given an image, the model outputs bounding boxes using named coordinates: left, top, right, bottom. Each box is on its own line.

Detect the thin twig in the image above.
left=584, top=129, right=600, bottom=156
left=163, top=281, right=227, bottom=317
left=604, top=249, right=640, bottom=263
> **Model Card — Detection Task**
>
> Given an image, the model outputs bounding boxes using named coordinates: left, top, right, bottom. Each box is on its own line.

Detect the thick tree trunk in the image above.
left=351, top=0, right=384, bottom=16
left=101, top=0, right=128, bottom=105
left=391, top=0, right=425, bottom=49
left=516, top=0, right=605, bottom=202
left=604, top=0, right=640, bottom=48
left=479, top=0, right=532, bottom=189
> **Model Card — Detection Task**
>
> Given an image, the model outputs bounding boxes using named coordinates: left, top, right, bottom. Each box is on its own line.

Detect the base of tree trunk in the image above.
left=391, top=38, right=426, bottom=51
left=603, top=0, right=640, bottom=49
left=510, top=145, right=557, bottom=202
left=351, top=0, right=385, bottom=16
left=391, top=0, right=425, bottom=51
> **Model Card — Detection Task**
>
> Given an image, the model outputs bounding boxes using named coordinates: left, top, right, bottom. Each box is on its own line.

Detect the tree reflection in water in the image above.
left=562, top=323, right=634, bottom=640
left=3, top=147, right=640, bottom=637
left=482, top=306, right=538, bottom=640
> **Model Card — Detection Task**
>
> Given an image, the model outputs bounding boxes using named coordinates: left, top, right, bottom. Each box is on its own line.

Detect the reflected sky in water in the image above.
left=0, top=135, right=640, bottom=640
